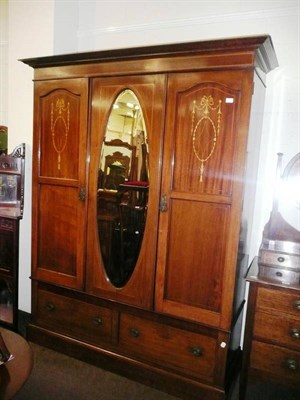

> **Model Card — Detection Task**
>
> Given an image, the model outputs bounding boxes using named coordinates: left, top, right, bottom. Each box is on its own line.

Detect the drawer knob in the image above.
left=277, top=256, right=285, bottom=263
left=290, top=328, right=300, bottom=340
left=293, top=300, right=300, bottom=311
left=286, top=358, right=298, bottom=371
left=190, top=346, right=203, bottom=357
left=130, top=328, right=140, bottom=338
left=46, top=303, right=55, bottom=312
left=93, top=317, right=103, bottom=326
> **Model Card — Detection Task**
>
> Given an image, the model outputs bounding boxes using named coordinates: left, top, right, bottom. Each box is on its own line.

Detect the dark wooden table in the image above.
left=0, top=328, right=33, bottom=399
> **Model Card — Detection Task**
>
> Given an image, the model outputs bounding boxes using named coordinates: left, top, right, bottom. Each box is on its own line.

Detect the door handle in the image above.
left=159, top=193, right=168, bottom=212
left=79, top=187, right=86, bottom=202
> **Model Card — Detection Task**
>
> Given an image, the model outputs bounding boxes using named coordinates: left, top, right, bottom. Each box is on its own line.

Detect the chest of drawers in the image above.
left=240, top=258, right=300, bottom=398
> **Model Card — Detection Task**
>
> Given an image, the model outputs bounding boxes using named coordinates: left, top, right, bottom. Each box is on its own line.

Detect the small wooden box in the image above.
left=258, top=240, right=300, bottom=285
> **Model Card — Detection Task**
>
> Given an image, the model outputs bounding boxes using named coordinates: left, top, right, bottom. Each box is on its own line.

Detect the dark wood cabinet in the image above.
left=31, top=79, right=88, bottom=289
left=240, top=258, right=300, bottom=398
left=22, top=36, right=277, bottom=400
left=0, top=144, right=25, bottom=330
left=0, top=216, right=19, bottom=328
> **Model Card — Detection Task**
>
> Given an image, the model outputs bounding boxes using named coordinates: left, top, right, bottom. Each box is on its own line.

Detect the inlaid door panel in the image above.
left=86, top=74, right=166, bottom=309
left=39, top=89, right=81, bottom=180
left=32, top=79, right=88, bottom=288
left=171, top=80, right=239, bottom=196
left=155, top=70, right=253, bottom=329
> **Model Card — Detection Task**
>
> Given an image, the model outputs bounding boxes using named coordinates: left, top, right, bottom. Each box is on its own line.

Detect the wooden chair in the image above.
left=103, top=139, right=136, bottom=185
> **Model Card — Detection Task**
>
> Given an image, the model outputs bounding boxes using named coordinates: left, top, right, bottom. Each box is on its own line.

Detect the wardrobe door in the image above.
left=155, top=70, right=253, bottom=329
left=86, top=74, right=166, bottom=309
left=32, top=79, right=88, bottom=288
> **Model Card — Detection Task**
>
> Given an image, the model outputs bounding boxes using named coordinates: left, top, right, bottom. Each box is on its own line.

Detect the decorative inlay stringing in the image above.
left=50, top=98, right=70, bottom=170
left=191, top=95, right=222, bottom=182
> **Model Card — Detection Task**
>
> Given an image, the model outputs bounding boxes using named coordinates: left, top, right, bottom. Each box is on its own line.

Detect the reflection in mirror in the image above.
left=97, top=90, right=149, bottom=288
left=280, top=152, right=300, bottom=231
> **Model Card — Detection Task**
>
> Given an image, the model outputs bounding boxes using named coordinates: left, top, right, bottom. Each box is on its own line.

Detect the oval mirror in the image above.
left=97, top=89, right=149, bottom=288
left=280, top=152, right=300, bottom=231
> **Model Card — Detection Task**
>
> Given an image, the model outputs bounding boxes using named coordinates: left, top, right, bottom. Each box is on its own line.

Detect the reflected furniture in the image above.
left=98, top=103, right=147, bottom=286
left=0, top=126, right=8, bottom=156
left=240, top=258, right=300, bottom=399
left=102, top=139, right=136, bottom=188
left=0, top=144, right=25, bottom=330
left=0, top=327, right=33, bottom=400
left=103, top=155, right=127, bottom=190
left=22, top=36, right=277, bottom=400
left=97, top=189, right=120, bottom=272
left=258, top=152, right=300, bottom=284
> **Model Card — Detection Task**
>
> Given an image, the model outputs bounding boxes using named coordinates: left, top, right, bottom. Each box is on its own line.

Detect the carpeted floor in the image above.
left=13, top=342, right=300, bottom=400
left=13, top=343, right=181, bottom=400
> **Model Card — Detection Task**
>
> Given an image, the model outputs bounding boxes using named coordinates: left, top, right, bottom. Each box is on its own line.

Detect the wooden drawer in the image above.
left=119, top=313, right=218, bottom=382
left=257, top=287, right=300, bottom=317
left=250, top=341, right=300, bottom=384
left=36, top=289, right=113, bottom=346
left=254, top=312, right=300, bottom=350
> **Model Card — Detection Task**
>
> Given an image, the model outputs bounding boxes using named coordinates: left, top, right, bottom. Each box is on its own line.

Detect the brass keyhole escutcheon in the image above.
left=159, top=194, right=168, bottom=212
left=79, top=187, right=86, bottom=202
